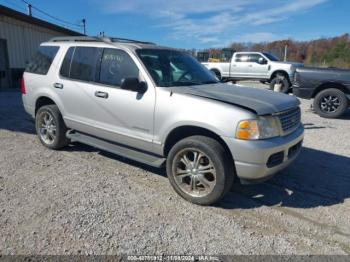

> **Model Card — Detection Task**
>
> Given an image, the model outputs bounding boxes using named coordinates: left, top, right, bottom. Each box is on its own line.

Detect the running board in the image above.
left=67, top=132, right=165, bottom=168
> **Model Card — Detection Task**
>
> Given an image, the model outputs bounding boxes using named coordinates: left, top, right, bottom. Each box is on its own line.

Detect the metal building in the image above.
left=0, top=4, right=82, bottom=89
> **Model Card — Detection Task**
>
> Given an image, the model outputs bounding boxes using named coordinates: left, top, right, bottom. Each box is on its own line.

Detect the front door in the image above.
left=249, top=54, right=269, bottom=79
left=0, top=39, right=10, bottom=89
left=57, top=46, right=155, bottom=152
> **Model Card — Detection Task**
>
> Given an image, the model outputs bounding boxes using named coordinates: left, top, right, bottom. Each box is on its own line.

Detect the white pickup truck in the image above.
left=202, top=52, right=303, bottom=93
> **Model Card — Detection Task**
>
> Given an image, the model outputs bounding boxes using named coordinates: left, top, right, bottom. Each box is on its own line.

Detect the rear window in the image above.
left=25, top=46, right=59, bottom=75
left=69, top=47, right=102, bottom=82
left=235, top=54, right=249, bottom=62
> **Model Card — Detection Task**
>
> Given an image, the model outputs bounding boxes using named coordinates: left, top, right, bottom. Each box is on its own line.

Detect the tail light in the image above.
left=21, top=77, right=26, bottom=94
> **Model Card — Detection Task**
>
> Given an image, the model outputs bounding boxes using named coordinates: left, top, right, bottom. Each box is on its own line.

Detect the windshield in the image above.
left=263, top=53, right=280, bottom=61
left=136, top=49, right=219, bottom=87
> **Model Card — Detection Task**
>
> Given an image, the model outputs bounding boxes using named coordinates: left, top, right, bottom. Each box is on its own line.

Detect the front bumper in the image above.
left=222, top=125, right=304, bottom=183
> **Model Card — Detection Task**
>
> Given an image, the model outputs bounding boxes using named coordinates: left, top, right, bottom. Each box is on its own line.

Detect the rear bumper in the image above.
left=292, top=86, right=313, bottom=99
left=22, top=94, right=35, bottom=118
left=222, top=125, right=304, bottom=183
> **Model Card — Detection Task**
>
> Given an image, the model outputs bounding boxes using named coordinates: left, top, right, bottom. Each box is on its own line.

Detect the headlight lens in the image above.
left=236, top=116, right=280, bottom=140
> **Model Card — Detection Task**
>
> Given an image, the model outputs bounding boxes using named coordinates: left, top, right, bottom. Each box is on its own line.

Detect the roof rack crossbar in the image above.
left=110, top=37, right=156, bottom=45
left=48, top=36, right=156, bottom=45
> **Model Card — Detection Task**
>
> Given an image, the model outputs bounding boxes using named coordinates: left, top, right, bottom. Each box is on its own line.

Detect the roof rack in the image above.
left=48, top=36, right=156, bottom=45
left=49, top=36, right=100, bottom=42
left=111, top=37, right=156, bottom=45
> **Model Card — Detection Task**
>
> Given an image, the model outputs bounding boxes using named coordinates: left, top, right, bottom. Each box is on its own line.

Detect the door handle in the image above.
left=94, top=91, right=109, bottom=99
left=53, top=83, right=63, bottom=89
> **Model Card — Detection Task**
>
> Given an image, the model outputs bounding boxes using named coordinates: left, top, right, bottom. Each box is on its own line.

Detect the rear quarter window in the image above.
left=60, top=47, right=75, bottom=78
left=25, top=46, right=59, bottom=75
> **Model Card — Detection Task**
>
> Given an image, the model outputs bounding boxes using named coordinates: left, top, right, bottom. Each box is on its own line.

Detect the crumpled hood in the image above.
left=170, top=83, right=300, bottom=115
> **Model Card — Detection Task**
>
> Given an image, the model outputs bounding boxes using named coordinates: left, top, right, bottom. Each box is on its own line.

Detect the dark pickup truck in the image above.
left=293, top=67, right=350, bottom=118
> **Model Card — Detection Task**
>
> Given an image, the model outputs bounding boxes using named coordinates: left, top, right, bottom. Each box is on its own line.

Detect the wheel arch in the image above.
left=312, top=82, right=349, bottom=98
left=35, top=96, right=57, bottom=115
left=163, top=125, right=234, bottom=164
left=270, top=70, right=290, bottom=82
left=209, top=68, right=222, bottom=78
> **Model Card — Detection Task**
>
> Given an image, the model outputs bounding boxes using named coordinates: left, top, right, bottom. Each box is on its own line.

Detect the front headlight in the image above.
left=236, top=116, right=281, bottom=140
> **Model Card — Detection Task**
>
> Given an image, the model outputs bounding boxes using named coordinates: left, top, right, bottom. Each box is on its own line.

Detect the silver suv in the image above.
left=22, top=36, right=304, bottom=205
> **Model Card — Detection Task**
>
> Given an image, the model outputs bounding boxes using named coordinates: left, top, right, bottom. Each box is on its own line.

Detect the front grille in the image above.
left=277, top=107, right=301, bottom=133
left=266, top=151, right=284, bottom=168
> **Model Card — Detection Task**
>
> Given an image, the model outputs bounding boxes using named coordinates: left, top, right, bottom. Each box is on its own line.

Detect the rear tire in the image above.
left=35, top=105, right=70, bottom=149
left=166, top=136, right=234, bottom=205
left=313, top=88, right=348, bottom=118
left=269, top=74, right=290, bottom=93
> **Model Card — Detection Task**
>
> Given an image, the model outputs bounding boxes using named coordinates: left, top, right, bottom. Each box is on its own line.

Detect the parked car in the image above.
left=293, top=67, right=350, bottom=118
left=202, top=51, right=303, bottom=93
left=22, top=36, right=304, bottom=205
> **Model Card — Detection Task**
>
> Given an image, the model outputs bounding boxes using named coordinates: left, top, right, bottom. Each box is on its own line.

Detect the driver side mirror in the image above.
left=258, top=57, right=268, bottom=65
left=120, top=78, right=147, bottom=93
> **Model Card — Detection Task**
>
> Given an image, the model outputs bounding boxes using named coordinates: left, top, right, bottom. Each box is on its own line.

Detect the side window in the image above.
left=60, top=47, right=75, bottom=78
left=235, top=54, right=249, bottom=62
left=70, top=47, right=102, bottom=82
left=25, top=46, right=59, bottom=75
left=249, top=54, right=263, bottom=63
left=99, top=48, right=139, bottom=87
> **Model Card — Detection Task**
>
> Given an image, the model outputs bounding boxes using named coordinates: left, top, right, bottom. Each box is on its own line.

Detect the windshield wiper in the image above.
left=172, top=81, right=201, bottom=86
left=173, top=80, right=219, bottom=86
left=201, top=80, right=220, bottom=84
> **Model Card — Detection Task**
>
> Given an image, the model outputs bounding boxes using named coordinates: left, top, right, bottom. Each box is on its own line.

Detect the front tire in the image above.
left=210, top=69, right=221, bottom=81
left=313, top=88, right=348, bottom=118
left=269, top=74, right=290, bottom=93
left=166, top=136, right=234, bottom=205
left=35, top=105, right=70, bottom=149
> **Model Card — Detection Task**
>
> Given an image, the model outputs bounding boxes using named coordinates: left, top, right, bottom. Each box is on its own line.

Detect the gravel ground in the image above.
left=0, top=83, right=350, bottom=255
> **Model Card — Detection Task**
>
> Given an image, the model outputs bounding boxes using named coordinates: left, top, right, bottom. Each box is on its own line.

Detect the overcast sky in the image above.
left=2, top=0, right=349, bottom=49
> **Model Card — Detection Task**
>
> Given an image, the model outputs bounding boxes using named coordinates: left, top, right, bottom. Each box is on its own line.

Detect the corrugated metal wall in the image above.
left=0, top=15, right=71, bottom=68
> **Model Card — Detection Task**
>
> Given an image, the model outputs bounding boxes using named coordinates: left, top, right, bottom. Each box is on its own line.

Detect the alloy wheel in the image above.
left=320, top=95, right=341, bottom=113
left=172, top=148, right=216, bottom=197
left=38, top=111, right=57, bottom=145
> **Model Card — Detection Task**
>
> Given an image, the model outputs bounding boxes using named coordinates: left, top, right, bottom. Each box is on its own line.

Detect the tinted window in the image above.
left=60, top=47, right=74, bottom=78
left=137, top=49, right=218, bottom=87
left=235, top=54, right=249, bottom=62
left=99, top=49, right=139, bottom=86
left=249, top=54, right=263, bottom=63
left=25, top=46, right=59, bottom=75
left=70, top=47, right=102, bottom=82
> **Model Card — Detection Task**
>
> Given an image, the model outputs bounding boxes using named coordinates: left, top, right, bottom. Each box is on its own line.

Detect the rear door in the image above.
left=230, top=53, right=251, bottom=78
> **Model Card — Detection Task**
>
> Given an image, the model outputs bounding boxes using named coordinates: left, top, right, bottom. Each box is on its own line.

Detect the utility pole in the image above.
left=27, top=4, right=32, bottom=16
left=284, top=44, right=288, bottom=61
left=82, top=19, right=86, bottom=35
